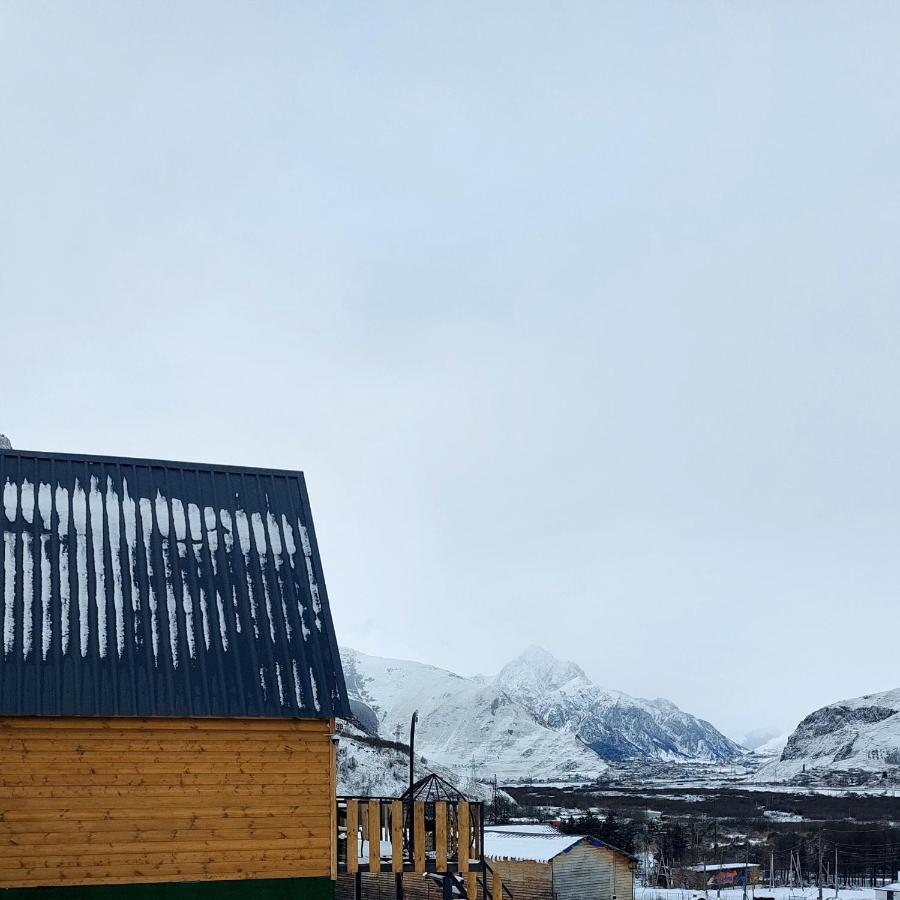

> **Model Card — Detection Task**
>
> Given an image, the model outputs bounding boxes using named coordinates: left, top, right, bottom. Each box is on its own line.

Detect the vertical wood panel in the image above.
left=346, top=800, right=359, bottom=875
left=458, top=802, right=470, bottom=872
left=435, top=801, right=448, bottom=871
left=391, top=800, right=403, bottom=873
left=413, top=802, right=426, bottom=874
left=367, top=800, right=381, bottom=874
left=330, top=718, right=338, bottom=881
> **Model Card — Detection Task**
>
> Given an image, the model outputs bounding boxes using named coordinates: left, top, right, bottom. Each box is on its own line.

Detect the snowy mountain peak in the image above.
left=494, top=649, right=743, bottom=763
left=340, top=647, right=607, bottom=784
left=496, top=646, right=589, bottom=698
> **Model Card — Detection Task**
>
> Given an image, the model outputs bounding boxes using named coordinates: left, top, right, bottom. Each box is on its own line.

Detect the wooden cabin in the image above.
left=482, top=826, right=636, bottom=900
left=0, top=447, right=351, bottom=898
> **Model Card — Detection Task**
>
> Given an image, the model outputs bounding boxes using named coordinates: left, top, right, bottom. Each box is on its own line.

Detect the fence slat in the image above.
left=368, top=800, right=381, bottom=873
left=390, top=800, right=403, bottom=873
left=346, top=800, right=358, bottom=874
left=457, top=801, right=470, bottom=872
left=435, top=800, right=448, bottom=870
left=413, top=801, right=426, bottom=874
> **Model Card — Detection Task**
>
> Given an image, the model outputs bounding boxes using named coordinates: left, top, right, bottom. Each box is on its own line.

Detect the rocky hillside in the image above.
left=336, top=721, right=496, bottom=800
left=758, top=687, right=900, bottom=781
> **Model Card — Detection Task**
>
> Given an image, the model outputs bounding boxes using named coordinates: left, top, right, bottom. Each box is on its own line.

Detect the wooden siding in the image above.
left=0, top=716, right=336, bottom=890
left=551, top=842, right=634, bottom=900
left=488, top=857, right=554, bottom=900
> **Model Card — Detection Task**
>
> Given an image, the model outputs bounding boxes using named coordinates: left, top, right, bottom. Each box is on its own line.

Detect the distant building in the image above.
left=676, top=863, right=761, bottom=889
left=875, top=879, right=900, bottom=900
left=483, top=825, right=636, bottom=900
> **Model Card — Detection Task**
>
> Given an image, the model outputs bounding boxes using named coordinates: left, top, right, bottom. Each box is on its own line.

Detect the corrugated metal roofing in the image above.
left=0, top=448, right=349, bottom=719
left=483, top=829, right=582, bottom=863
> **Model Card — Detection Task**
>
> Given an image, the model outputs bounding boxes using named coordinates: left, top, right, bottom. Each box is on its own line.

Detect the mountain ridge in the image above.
left=493, top=646, right=744, bottom=763
left=341, top=646, right=607, bottom=783
left=341, top=644, right=743, bottom=784
left=758, top=686, right=900, bottom=781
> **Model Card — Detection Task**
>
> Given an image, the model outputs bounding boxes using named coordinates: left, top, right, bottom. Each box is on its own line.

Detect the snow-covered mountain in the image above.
left=335, top=721, right=497, bottom=801
left=495, top=646, right=744, bottom=763
left=341, top=648, right=607, bottom=784
left=758, top=687, right=900, bottom=781
left=753, top=731, right=791, bottom=758
left=340, top=645, right=743, bottom=784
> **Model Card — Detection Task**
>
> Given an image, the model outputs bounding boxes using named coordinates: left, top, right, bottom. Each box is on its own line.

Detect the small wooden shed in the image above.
left=0, top=447, right=350, bottom=898
left=483, top=826, right=635, bottom=900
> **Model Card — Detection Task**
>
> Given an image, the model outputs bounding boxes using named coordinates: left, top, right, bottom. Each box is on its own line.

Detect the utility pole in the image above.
left=743, top=844, right=749, bottom=900
left=715, top=819, right=721, bottom=899
left=407, top=709, right=418, bottom=874
left=408, top=710, right=418, bottom=793
left=818, top=832, right=824, bottom=900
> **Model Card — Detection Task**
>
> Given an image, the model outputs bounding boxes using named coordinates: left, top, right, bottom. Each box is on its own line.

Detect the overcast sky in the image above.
left=2, top=2, right=899, bottom=743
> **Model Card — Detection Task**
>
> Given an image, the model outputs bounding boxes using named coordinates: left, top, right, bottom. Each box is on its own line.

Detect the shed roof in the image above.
left=484, top=828, right=582, bottom=863
left=0, top=448, right=349, bottom=718
left=687, top=863, right=761, bottom=872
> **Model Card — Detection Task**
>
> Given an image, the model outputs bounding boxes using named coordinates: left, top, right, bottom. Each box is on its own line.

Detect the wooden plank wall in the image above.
left=0, top=716, right=335, bottom=889
left=486, top=858, right=554, bottom=900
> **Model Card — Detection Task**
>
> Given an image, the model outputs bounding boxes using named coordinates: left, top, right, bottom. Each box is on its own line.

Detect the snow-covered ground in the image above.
left=637, top=888, right=875, bottom=900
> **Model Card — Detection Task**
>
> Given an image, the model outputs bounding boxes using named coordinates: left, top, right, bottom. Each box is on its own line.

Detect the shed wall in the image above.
left=0, top=716, right=335, bottom=889
left=486, top=857, right=554, bottom=900
left=551, top=843, right=634, bottom=900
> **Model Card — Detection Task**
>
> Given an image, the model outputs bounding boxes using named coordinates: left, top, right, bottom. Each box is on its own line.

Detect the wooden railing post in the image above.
left=368, top=799, right=381, bottom=873
left=458, top=801, right=470, bottom=872
left=492, top=871, right=502, bottom=900
left=347, top=800, right=359, bottom=874
left=435, top=800, right=448, bottom=871
left=391, top=799, right=403, bottom=873
left=413, top=801, right=426, bottom=874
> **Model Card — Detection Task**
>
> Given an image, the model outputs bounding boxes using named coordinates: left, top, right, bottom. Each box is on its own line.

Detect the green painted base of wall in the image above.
left=0, top=877, right=334, bottom=900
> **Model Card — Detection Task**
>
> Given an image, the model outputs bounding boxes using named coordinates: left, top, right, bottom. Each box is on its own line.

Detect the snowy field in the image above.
left=637, top=888, right=876, bottom=900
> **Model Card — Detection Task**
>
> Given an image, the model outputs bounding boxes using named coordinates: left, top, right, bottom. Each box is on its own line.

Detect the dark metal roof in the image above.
left=0, top=448, right=349, bottom=719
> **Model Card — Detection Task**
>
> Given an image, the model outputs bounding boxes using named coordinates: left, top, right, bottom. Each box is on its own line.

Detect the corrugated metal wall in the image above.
left=0, top=448, right=348, bottom=718
left=551, top=842, right=634, bottom=900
